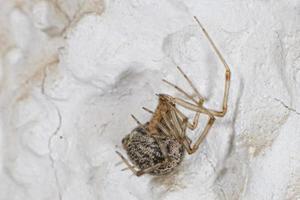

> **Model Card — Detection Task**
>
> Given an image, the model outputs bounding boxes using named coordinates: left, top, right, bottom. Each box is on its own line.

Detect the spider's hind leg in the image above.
left=116, top=151, right=159, bottom=177
left=116, top=151, right=141, bottom=176
left=193, top=16, right=231, bottom=117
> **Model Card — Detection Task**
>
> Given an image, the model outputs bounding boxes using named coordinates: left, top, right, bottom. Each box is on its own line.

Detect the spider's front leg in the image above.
left=164, top=16, right=231, bottom=118
left=193, top=16, right=231, bottom=117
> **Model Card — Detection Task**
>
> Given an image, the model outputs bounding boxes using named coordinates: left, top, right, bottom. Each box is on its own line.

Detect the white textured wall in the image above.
left=0, top=0, right=300, bottom=200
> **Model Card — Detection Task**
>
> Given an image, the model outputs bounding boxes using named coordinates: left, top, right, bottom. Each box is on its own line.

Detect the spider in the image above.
left=116, top=16, right=231, bottom=176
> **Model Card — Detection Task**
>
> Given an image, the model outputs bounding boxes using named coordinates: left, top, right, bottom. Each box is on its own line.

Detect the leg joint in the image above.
left=226, top=70, right=231, bottom=80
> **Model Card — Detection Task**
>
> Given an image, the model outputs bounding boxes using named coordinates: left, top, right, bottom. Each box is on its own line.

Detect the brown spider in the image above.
left=116, top=16, right=231, bottom=176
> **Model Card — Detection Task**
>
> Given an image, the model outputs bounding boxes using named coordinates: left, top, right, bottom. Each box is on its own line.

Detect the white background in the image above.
left=0, top=0, right=300, bottom=199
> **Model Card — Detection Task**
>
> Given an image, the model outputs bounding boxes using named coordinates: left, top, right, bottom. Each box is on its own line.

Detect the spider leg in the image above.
left=188, top=115, right=215, bottom=154
left=172, top=104, right=201, bottom=130
left=162, top=71, right=205, bottom=130
left=135, top=161, right=169, bottom=176
left=194, top=16, right=231, bottom=117
left=167, top=109, right=194, bottom=153
left=142, top=107, right=154, bottom=114
left=162, top=78, right=198, bottom=104
left=163, top=100, right=202, bottom=131
left=176, top=66, right=205, bottom=103
left=116, top=151, right=140, bottom=175
left=156, top=122, right=171, bottom=137
left=172, top=97, right=214, bottom=117
left=161, top=112, right=182, bottom=140
left=164, top=110, right=192, bottom=154
left=165, top=106, right=192, bottom=144
left=168, top=97, right=215, bottom=154
left=116, top=151, right=155, bottom=176
left=131, top=114, right=142, bottom=125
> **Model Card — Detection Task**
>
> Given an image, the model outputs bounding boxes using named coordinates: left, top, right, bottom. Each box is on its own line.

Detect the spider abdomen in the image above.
left=123, top=126, right=185, bottom=175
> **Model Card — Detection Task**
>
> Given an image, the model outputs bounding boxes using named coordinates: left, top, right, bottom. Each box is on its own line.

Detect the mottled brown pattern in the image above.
left=122, top=125, right=184, bottom=175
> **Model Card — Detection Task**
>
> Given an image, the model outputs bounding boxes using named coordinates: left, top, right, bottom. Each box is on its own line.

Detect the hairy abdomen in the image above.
left=125, top=126, right=184, bottom=175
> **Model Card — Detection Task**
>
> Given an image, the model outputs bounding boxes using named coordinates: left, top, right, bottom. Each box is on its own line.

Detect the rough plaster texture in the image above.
left=0, top=0, right=300, bottom=200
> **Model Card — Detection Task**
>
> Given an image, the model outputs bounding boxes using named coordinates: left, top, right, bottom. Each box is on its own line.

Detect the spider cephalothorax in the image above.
left=116, top=16, right=231, bottom=176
